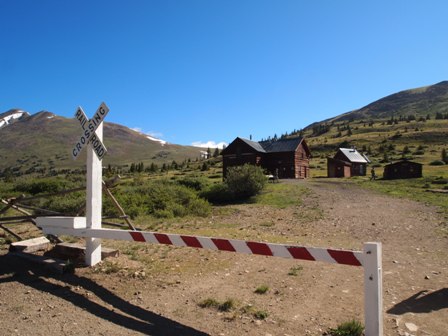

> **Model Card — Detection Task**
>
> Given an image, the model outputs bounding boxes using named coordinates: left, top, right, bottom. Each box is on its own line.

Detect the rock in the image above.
left=424, top=275, right=430, bottom=280
left=405, top=322, right=418, bottom=332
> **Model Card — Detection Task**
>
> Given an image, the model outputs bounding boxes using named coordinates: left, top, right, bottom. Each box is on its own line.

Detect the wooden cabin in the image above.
left=327, top=148, right=370, bottom=177
left=327, top=158, right=352, bottom=178
left=383, top=160, right=423, bottom=179
left=221, top=137, right=311, bottom=179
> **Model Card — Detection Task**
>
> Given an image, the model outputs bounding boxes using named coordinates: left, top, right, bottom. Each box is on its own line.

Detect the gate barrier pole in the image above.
left=363, top=242, right=383, bottom=336
left=36, top=219, right=383, bottom=335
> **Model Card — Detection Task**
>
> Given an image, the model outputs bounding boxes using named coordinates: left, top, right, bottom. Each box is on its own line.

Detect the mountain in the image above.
left=0, top=109, right=30, bottom=130
left=295, top=81, right=448, bottom=173
left=0, top=110, right=203, bottom=174
left=317, top=81, right=448, bottom=124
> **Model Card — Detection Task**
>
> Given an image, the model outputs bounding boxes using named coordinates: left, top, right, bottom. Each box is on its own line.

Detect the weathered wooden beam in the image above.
left=0, top=215, right=34, bottom=221
left=12, top=203, right=64, bottom=215
left=10, top=236, right=51, bottom=253
left=0, top=220, right=31, bottom=225
left=0, top=224, right=22, bottom=240
left=102, top=181, right=136, bottom=230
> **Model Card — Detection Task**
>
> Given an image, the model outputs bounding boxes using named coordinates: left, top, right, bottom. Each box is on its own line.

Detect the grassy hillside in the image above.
left=0, top=111, right=203, bottom=175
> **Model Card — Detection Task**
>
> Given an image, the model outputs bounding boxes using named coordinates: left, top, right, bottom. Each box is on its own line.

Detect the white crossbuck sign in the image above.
left=72, top=102, right=109, bottom=160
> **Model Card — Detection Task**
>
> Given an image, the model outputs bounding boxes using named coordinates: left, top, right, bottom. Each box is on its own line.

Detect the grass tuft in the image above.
left=288, top=265, right=303, bottom=276
left=327, top=319, right=364, bottom=336
left=254, top=285, right=269, bottom=294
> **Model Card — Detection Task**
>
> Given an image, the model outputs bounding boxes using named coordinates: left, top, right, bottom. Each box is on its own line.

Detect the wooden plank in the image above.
left=10, top=236, right=51, bottom=253
left=54, top=242, right=119, bottom=259
left=103, top=182, right=136, bottom=230
left=0, top=224, right=22, bottom=240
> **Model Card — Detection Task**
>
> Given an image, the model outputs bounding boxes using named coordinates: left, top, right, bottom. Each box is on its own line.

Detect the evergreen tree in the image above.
left=347, top=126, right=352, bottom=136
left=201, top=162, right=209, bottom=171
left=213, top=147, right=220, bottom=157
left=442, top=148, right=448, bottom=163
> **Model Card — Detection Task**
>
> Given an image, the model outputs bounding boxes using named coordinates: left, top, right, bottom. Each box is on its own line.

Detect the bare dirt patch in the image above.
left=1, top=179, right=447, bottom=335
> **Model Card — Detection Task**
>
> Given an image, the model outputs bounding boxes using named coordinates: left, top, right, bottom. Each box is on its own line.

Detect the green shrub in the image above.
left=432, top=177, right=448, bottom=185
left=225, top=164, right=266, bottom=198
left=200, top=183, right=234, bottom=204
left=176, top=176, right=209, bottom=191
left=203, top=165, right=266, bottom=203
left=429, top=160, right=446, bottom=166
left=15, top=177, right=75, bottom=195
left=113, top=180, right=211, bottom=219
left=327, top=320, right=364, bottom=336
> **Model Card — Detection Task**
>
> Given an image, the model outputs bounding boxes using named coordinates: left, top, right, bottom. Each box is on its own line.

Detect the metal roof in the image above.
left=261, top=137, right=304, bottom=153
left=239, top=137, right=266, bottom=153
left=338, top=148, right=369, bottom=163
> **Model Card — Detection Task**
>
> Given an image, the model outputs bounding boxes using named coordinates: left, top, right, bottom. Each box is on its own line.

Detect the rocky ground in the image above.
left=0, top=179, right=447, bottom=335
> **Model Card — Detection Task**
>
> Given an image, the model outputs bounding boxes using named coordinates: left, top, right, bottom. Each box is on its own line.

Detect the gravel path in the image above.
left=0, top=179, right=446, bottom=335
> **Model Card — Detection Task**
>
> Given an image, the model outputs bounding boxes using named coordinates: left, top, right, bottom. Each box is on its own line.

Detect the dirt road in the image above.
left=0, top=180, right=446, bottom=335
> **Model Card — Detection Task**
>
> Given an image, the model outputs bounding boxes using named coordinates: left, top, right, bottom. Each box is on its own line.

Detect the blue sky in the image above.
left=1, top=1, right=447, bottom=148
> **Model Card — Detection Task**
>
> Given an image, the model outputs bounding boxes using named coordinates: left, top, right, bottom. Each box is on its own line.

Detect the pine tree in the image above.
left=442, top=148, right=448, bottom=163
left=213, top=147, right=220, bottom=157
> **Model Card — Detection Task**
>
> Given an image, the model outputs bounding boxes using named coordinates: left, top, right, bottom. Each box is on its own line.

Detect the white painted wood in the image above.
left=85, top=121, right=103, bottom=266
left=36, top=216, right=86, bottom=229
left=363, top=242, right=383, bottom=336
left=72, top=103, right=109, bottom=160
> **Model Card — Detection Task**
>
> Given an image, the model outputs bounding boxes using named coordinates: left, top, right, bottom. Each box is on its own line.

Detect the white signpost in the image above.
left=72, top=102, right=109, bottom=266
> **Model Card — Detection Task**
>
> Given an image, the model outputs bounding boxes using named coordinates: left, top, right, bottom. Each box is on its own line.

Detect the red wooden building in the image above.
left=221, top=137, right=311, bottom=179
left=383, top=160, right=422, bottom=179
left=327, top=148, right=370, bottom=177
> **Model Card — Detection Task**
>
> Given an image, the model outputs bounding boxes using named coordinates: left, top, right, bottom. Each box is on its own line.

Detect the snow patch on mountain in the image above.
left=131, top=127, right=167, bottom=146
left=0, top=111, right=27, bottom=130
left=146, top=135, right=167, bottom=146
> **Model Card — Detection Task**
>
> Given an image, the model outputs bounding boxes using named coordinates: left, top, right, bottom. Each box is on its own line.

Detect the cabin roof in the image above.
left=238, top=137, right=267, bottom=153
left=261, top=137, right=304, bottom=153
left=338, top=148, right=370, bottom=163
left=385, top=160, right=422, bottom=167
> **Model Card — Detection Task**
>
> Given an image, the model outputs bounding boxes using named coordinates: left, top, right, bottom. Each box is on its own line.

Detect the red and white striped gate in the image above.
left=36, top=217, right=383, bottom=336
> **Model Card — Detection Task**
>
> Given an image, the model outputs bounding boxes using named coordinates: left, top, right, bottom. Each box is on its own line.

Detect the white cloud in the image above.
left=191, top=141, right=228, bottom=149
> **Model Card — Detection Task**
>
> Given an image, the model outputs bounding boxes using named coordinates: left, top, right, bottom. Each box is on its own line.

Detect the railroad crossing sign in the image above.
left=72, top=102, right=109, bottom=160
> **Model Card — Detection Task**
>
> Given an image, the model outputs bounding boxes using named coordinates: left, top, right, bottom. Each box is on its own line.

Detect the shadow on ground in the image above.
left=0, top=253, right=209, bottom=336
left=387, top=289, right=448, bottom=315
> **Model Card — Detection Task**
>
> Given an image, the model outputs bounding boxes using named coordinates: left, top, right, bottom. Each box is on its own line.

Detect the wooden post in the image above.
left=363, top=242, right=383, bottom=336
left=85, top=122, right=103, bottom=266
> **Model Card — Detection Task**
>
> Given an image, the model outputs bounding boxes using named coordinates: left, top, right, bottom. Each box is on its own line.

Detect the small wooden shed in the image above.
left=327, top=158, right=352, bottom=178
left=383, top=160, right=423, bottom=179
left=327, top=148, right=370, bottom=177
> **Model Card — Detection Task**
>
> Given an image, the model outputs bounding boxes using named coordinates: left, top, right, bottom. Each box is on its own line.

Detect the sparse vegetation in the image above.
left=288, top=265, right=303, bottom=276
left=254, top=285, right=269, bottom=294
left=326, top=319, right=364, bottom=336
left=198, top=298, right=236, bottom=312
left=253, top=310, right=269, bottom=320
